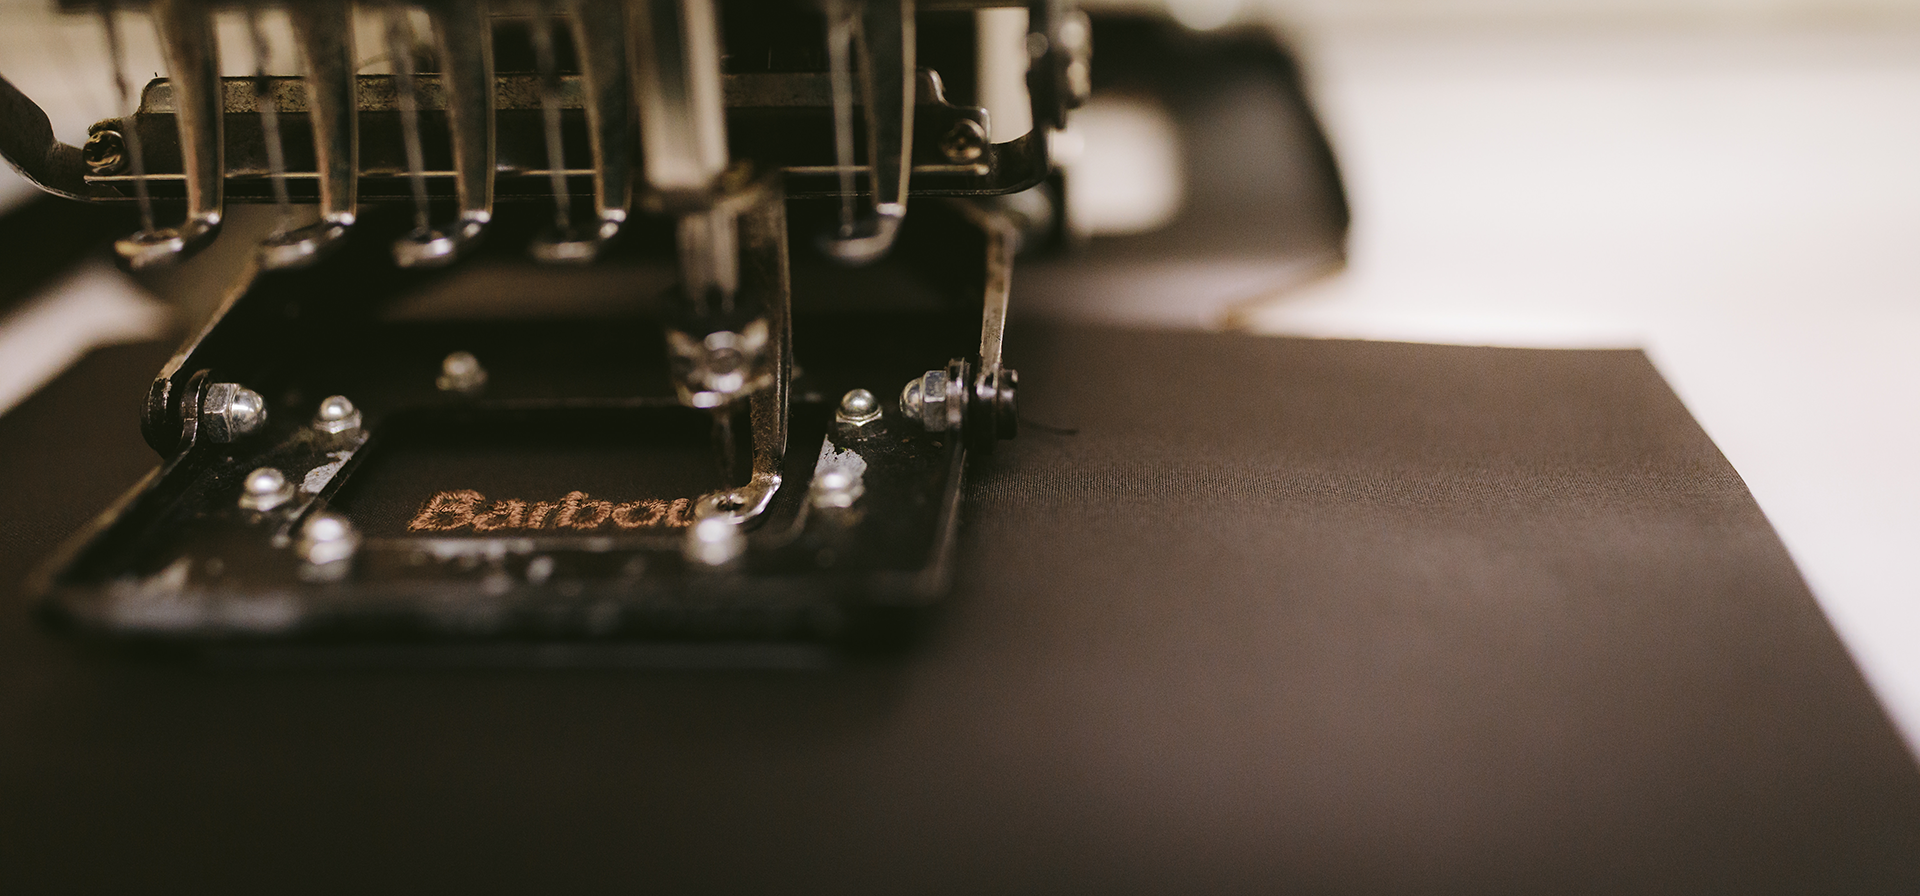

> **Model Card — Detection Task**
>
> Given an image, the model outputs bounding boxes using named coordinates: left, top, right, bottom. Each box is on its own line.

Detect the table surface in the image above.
left=4, top=325, right=1918, bottom=893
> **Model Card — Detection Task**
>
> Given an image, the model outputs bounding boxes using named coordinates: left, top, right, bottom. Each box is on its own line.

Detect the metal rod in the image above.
left=629, top=0, right=729, bottom=193
left=675, top=209, right=737, bottom=316
left=819, top=0, right=916, bottom=265
left=978, top=212, right=1013, bottom=370
left=864, top=0, right=915, bottom=224
left=386, top=8, right=432, bottom=236
left=564, top=0, right=632, bottom=230
left=711, top=408, right=737, bottom=486
left=634, top=0, right=738, bottom=310
left=430, top=0, right=495, bottom=232
left=693, top=181, right=792, bottom=523
left=945, top=199, right=1017, bottom=370
left=242, top=7, right=292, bottom=229
left=260, top=0, right=357, bottom=269
left=825, top=0, right=858, bottom=236
left=741, top=184, right=792, bottom=485
left=149, top=0, right=222, bottom=237
left=527, top=2, right=573, bottom=233
left=390, top=0, right=494, bottom=266
left=288, top=0, right=356, bottom=227
left=96, top=2, right=156, bottom=237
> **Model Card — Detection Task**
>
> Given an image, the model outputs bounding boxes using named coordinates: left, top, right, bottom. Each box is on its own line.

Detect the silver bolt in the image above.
left=200, top=382, right=268, bottom=443
left=239, top=466, right=294, bottom=511
left=940, top=119, right=987, bottom=164
left=899, top=369, right=953, bottom=432
left=297, top=511, right=360, bottom=566
left=684, top=516, right=745, bottom=567
left=809, top=468, right=865, bottom=509
left=312, top=394, right=362, bottom=433
left=836, top=388, right=882, bottom=426
left=437, top=351, right=488, bottom=394
left=526, top=555, right=556, bottom=585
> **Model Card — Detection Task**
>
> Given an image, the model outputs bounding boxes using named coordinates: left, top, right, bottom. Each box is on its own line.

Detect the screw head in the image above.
left=810, top=468, right=866, bottom=509
left=685, top=516, right=745, bottom=566
left=316, top=395, right=353, bottom=421
left=312, top=394, right=362, bottom=433
left=837, top=388, right=882, bottom=426
left=437, top=351, right=488, bottom=394
left=239, top=466, right=294, bottom=511
left=246, top=467, right=284, bottom=493
left=298, top=512, right=360, bottom=565
left=200, top=383, right=268, bottom=443
left=525, top=555, right=556, bottom=585
left=666, top=320, right=772, bottom=410
left=305, top=514, right=347, bottom=541
left=941, top=119, right=987, bottom=164
left=82, top=130, right=127, bottom=175
left=230, top=389, right=263, bottom=421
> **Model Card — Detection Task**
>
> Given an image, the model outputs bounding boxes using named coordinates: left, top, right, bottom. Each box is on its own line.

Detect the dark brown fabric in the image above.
left=2, top=327, right=1916, bottom=894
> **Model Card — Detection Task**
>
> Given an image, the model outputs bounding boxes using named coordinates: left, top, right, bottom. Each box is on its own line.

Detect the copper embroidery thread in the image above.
left=408, top=489, right=484, bottom=531
left=554, top=491, right=613, bottom=529
left=407, top=490, right=695, bottom=533
left=611, top=499, right=668, bottom=528
left=471, top=499, right=526, bottom=531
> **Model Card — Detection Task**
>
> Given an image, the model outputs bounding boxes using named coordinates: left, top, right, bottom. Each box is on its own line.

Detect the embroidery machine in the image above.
left=0, top=1, right=1342, bottom=658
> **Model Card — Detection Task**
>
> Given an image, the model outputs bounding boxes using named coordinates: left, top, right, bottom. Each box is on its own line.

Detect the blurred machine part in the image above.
left=0, top=0, right=1344, bottom=658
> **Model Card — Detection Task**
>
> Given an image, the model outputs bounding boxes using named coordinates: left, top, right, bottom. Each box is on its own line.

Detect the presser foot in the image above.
left=114, top=215, right=221, bottom=270
left=391, top=217, right=487, bottom=268
left=33, top=319, right=978, bottom=660
left=529, top=218, right=624, bottom=264
left=258, top=218, right=352, bottom=270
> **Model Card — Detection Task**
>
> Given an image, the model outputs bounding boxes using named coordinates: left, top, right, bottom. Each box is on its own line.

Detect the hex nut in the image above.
left=899, top=370, right=952, bottom=432
left=200, top=383, right=267, bottom=443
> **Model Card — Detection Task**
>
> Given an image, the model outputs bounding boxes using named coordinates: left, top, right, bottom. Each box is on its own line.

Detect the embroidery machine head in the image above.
left=5, top=1, right=1352, bottom=660
left=3, top=0, right=1088, bottom=657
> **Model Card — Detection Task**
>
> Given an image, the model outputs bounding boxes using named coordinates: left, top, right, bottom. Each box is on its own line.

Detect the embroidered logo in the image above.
left=407, top=489, right=696, bottom=533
